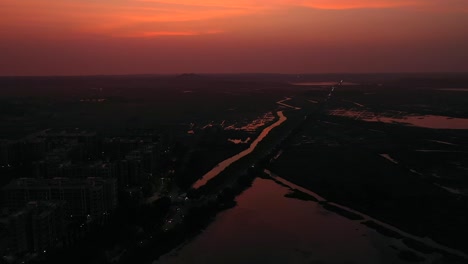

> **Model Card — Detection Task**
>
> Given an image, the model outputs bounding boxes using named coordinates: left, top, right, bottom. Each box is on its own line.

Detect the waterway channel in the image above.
left=159, top=177, right=447, bottom=264
left=192, top=111, right=287, bottom=189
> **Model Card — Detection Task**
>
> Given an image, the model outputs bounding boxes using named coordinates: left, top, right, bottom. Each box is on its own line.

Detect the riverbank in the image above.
left=263, top=170, right=468, bottom=263
left=192, top=110, right=287, bottom=189
left=124, top=168, right=260, bottom=264
left=269, top=142, right=468, bottom=256
left=265, top=89, right=468, bottom=255
left=159, top=176, right=458, bottom=264
left=108, top=110, right=295, bottom=263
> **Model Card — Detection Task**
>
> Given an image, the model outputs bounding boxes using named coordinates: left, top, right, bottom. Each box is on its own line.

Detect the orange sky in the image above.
left=1, top=0, right=467, bottom=75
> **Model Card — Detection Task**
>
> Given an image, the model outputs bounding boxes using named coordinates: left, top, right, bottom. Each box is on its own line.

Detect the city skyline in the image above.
left=1, top=0, right=468, bottom=75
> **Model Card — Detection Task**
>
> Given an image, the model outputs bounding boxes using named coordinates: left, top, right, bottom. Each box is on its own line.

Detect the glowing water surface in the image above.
left=159, top=178, right=443, bottom=264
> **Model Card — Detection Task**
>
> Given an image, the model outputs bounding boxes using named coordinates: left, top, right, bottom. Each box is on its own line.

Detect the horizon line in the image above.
left=1, top=71, right=468, bottom=78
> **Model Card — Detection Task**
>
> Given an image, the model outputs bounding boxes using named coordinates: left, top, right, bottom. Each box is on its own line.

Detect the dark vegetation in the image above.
left=268, top=76, right=468, bottom=254
left=397, top=250, right=425, bottom=263
left=117, top=165, right=260, bottom=264
left=284, top=189, right=318, bottom=202
left=1, top=73, right=468, bottom=263
left=321, top=203, right=364, bottom=221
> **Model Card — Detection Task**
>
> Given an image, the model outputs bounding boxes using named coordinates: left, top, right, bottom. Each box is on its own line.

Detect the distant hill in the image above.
left=175, top=73, right=206, bottom=80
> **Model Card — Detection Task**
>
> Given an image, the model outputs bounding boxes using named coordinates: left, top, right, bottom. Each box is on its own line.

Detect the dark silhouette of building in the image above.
left=3, top=177, right=117, bottom=219
left=0, top=201, right=66, bottom=256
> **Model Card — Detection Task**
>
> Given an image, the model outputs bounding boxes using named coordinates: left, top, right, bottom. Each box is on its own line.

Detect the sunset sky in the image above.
left=1, top=0, right=467, bottom=75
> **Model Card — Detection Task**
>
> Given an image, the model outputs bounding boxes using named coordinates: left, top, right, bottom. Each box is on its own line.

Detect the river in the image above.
left=192, top=111, right=287, bottom=189
left=160, top=103, right=464, bottom=263
left=158, top=177, right=447, bottom=264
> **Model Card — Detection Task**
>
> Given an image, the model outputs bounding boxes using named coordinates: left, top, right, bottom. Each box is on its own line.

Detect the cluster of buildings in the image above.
left=0, top=129, right=171, bottom=262
left=4, top=177, right=117, bottom=219
left=0, top=129, right=98, bottom=167
left=1, top=201, right=67, bottom=257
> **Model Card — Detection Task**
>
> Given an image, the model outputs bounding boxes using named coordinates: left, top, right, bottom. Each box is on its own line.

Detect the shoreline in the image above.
left=192, top=110, right=287, bottom=189
left=264, top=169, right=468, bottom=261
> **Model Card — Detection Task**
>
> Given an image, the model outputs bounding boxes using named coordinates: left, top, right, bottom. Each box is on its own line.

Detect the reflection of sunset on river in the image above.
left=224, top=112, right=275, bottom=132
left=193, top=111, right=286, bottom=189
left=330, top=109, right=468, bottom=129
left=1, top=0, right=468, bottom=262
left=161, top=178, right=418, bottom=264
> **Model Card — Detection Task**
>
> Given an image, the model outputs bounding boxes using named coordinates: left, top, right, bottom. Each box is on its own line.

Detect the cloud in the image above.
left=117, top=30, right=224, bottom=38
left=297, top=0, right=420, bottom=10
left=1, top=0, right=467, bottom=39
left=138, top=0, right=466, bottom=11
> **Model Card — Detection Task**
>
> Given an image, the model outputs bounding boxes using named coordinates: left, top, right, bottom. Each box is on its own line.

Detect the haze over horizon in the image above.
left=1, top=0, right=468, bottom=76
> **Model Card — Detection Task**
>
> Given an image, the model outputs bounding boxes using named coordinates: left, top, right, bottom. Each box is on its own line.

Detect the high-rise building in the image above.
left=0, top=140, right=21, bottom=166
left=4, top=209, right=29, bottom=254
left=28, top=201, right=67, bottom=253
left=3, top=177, right=117, bottom=219
left=0, top=201, right=66, bottom=256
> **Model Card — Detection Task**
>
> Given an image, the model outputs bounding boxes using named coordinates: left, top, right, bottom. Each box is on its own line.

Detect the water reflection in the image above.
left=391, top=115, right=468, bottom=129
left=159, top=178, right=427, bottom=264
left=291, top=82, right=358, bottom=86
left=227, top=137, right=251, bottom=144
left=192, top=111, right=286, bottom=189
left=329, top=109, right=468, bottom=129
left=224, top=112, right=275, bottom=132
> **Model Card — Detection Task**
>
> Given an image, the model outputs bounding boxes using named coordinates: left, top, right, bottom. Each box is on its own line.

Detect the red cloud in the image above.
left=1, top=0, right=466, bottom=39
